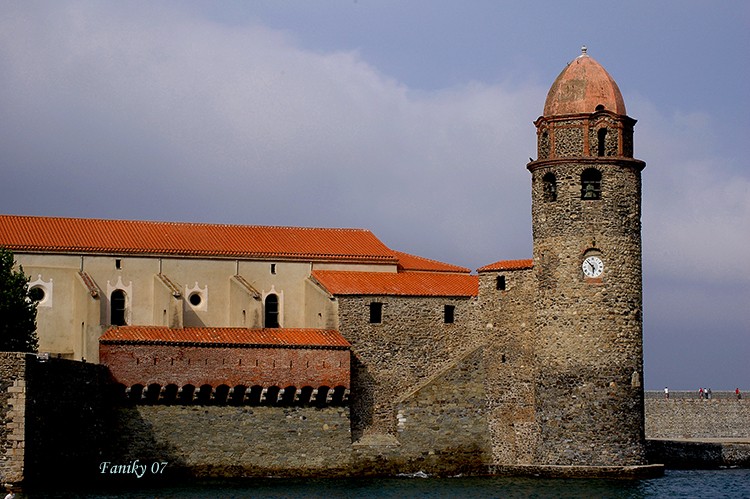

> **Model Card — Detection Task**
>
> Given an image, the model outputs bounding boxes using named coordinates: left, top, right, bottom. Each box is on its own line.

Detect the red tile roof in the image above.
left=100, top=326, right=351, bottom=348
left=0, top=215, right=397, bottom=263
left=393, top=250, right=471, bottom=273
left=477, top=259, right=534, bottom=272
left=312, top=270, right=478, bottom=297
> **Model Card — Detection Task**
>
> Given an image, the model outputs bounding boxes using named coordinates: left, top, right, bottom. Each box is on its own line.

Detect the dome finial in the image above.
left=581, top=45, right=588, bottom=56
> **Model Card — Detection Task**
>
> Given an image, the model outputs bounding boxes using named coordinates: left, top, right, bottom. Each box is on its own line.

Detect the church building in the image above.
left=0, top=49, right=651, bottom=473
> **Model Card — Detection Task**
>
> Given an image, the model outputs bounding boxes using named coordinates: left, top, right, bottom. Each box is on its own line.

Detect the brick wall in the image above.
left=100, top=343, right=350, bottom=391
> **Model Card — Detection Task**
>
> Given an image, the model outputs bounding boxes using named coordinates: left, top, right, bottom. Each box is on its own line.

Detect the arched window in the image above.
left=542, top=172, right=557, bottom=202
left=581, top=168, right=602, bottom=200
left=264, top=294, right=280, bottom=328
left=597, top=128, right=608, bottom=156
left=110, top=289, right=127, bottom=326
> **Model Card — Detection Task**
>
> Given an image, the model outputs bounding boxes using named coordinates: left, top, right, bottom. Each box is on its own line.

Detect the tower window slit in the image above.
left=542, top=172, right=557, bottom=202
left=444, top=304, right=455, bottom=324
left=369, top=302, right=383, bottom=324
left=497, top=275, right=506, bottom=291
left=597, top=128, right=607, bottom=156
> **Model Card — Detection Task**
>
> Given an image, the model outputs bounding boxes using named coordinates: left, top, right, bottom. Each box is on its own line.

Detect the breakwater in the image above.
left=644, top=390, right=748, bottom=440
left=644, top=390, right=749, bottom=468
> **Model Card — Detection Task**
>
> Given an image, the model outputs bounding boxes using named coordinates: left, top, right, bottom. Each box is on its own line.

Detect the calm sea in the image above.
left=18, top=469, right=750, bottom=498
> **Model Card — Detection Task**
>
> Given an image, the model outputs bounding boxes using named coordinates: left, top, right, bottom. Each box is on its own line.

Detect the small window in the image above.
left=444, top=305, right=455, bottom=324
left=264, top=294, right=279, bottom=328
left=496, top=275, right=506, bottom=291
left=597, top=128, right=607, bottom=157
left=189, top=293, right=202, bottom=307
left=595, top=104, right=605, bottom=112
left=581, top=168, right=602, bottom=200
left=29, top=286, right=46, bottom=302
left=111, top=290, right=127, bottom=326
left=270, top=263, right=277, bottom=275
left=542, top=172, right=557, bottom=202
left=115, top=259, right=122, bottom=270
left=369, top=302, right=382, bottom=324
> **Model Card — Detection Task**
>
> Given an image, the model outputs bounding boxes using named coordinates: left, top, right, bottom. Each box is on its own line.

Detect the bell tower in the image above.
left=527, top=48, right=647, bottom=466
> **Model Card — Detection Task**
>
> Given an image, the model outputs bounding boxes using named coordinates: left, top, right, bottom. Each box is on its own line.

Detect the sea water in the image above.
left=19, top=469, right=750, bottom=498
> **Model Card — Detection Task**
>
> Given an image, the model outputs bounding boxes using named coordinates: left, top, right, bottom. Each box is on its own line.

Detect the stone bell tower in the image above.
left=527, top=48, right=647, bottom=466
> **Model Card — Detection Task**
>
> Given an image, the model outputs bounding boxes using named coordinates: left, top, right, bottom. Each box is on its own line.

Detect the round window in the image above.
left=29, top=286, right=46, bottom=302
left=189, top=293, right=202, bottom=307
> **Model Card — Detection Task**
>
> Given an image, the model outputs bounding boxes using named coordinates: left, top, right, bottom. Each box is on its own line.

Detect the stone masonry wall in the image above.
left=0, top=353, right=114, bottom=486
left=0, top=353, right=27, bottom=485
left=108, top=405, right=352, bottom=478
left=389, top=345, right=492, bottom=475
left=645, top=392, right=750, bottom=440
left=24, top=356, right=114, bottom=484
left=336, top=295, right=477, bottom=440
left=530, top=160, right=646, bottom=466
left=476, top=268, right=537, bottom=465
left=529, top=107, right=647, bottom=466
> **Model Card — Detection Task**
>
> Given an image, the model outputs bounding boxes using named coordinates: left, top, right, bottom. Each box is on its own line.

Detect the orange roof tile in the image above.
left=312, top=270, right=478, bottom=297
left=0, top=215, right=397, bottom=263
left=477, top=259, right=534, bottom=272
left=393, top=250, right=471, bottom=273
left=100, top=326, right=350, bottom=348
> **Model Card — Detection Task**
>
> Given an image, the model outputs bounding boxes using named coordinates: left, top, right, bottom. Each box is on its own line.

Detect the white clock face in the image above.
left=582, top=255, right=604, bottom=278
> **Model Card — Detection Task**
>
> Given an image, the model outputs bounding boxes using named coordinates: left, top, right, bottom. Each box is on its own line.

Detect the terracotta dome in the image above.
left=543, top=47, right=626, bottom=117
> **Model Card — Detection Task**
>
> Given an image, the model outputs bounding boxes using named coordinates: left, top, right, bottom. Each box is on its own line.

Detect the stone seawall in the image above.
left=0, top=353, right=113, bottom=486
left=645, top=391, right=749, bottom=440
left=1, top=349, right=495, bottom=485
left=108, top=405, right=352, bottom=478
left=644, top=390, right=749, bottom=468
left=0, top=353, right=27, bottom=484
left=3, top=358, right=747, bottom=487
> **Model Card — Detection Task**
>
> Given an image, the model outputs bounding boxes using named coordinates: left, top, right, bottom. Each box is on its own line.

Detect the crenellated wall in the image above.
left=100, top=342, right=350, bottom=391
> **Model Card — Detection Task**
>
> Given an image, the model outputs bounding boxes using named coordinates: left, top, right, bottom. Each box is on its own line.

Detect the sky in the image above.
left=0, top=1, right=748, bottom=390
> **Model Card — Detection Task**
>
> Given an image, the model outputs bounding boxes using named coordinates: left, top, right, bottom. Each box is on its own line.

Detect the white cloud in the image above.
left=0, top=1, right=746, bottom=389
left=635, top=98, right=750, bottom=286
left=0, top=2, right=541, bottom=268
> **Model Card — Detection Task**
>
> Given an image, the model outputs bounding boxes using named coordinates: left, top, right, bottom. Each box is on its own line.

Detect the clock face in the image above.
left=582, top=255, right=604, bottom=278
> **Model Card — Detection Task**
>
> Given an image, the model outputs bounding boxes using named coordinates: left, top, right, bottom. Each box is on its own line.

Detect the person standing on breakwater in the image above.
left=664, top=387, right=669, bottom=399
left=737, top=388, right=742, bottom=400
